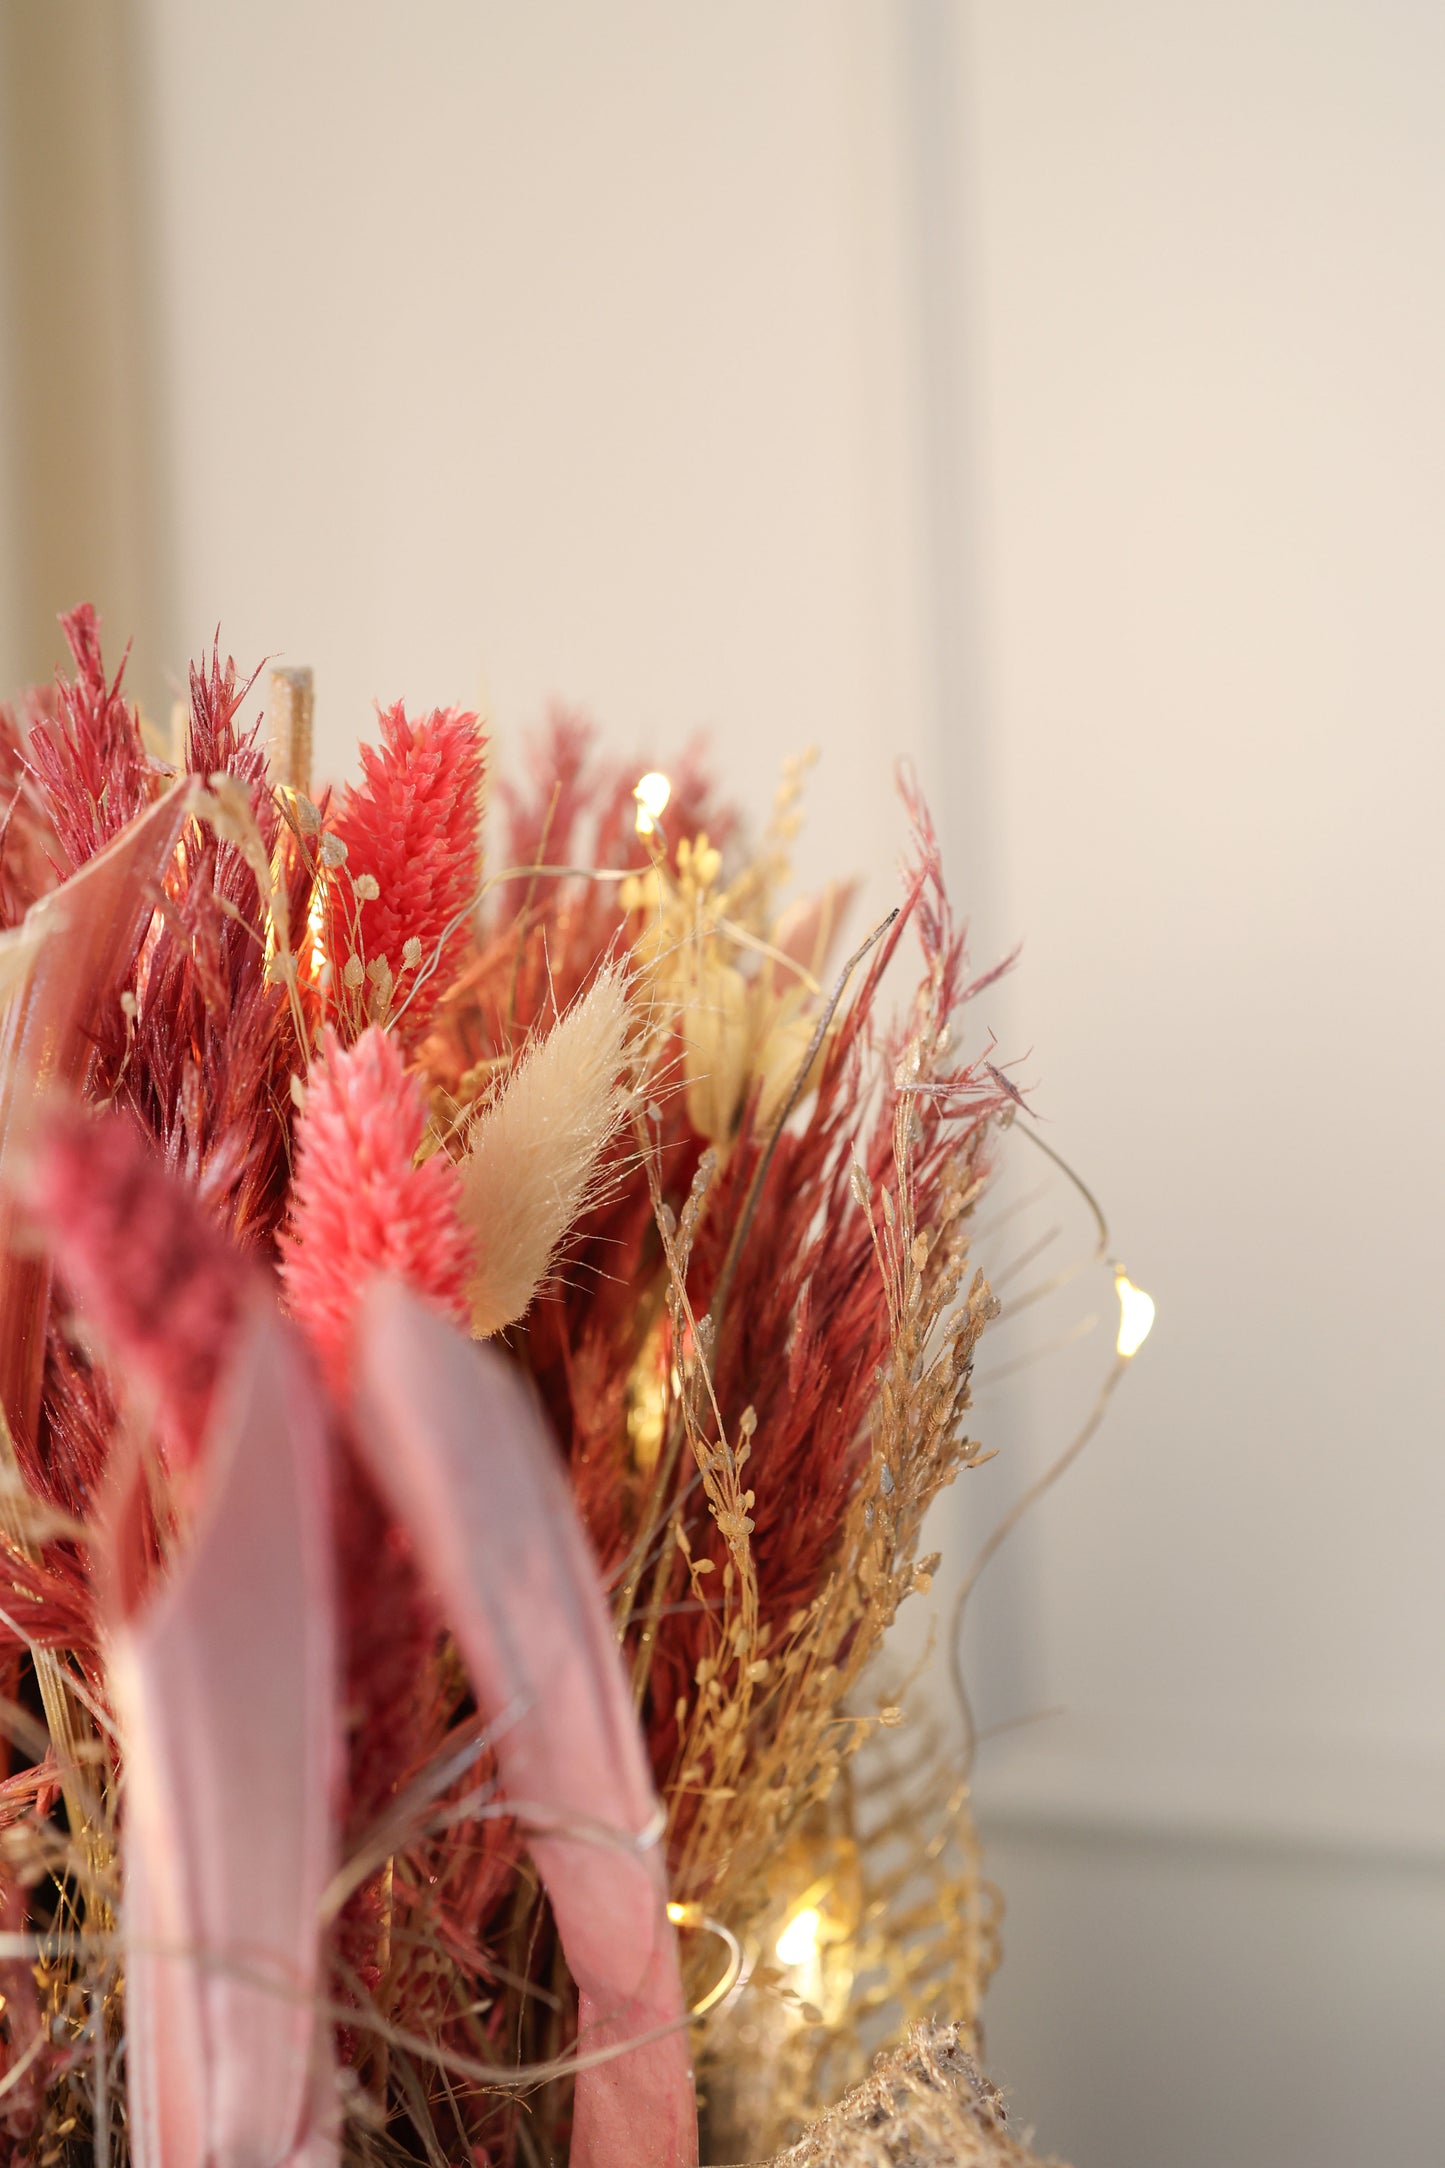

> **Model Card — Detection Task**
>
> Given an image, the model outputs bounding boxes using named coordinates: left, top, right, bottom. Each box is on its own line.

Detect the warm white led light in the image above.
left=633, top=770, right=672, bottom=837
left=1115, top=1270, right=1156, bottom=1359
left=774, top=1905, right=822, bottom=1968
left=306, top=877, right=327, bottom=979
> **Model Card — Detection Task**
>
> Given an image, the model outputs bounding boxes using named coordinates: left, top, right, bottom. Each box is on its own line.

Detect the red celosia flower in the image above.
left=280, top=1026, right=472, bottom=1392
left=333, top=701, right=485, bottom=1047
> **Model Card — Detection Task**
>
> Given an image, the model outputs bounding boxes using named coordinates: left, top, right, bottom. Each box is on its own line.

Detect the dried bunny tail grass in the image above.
left=755, top=2024, right=1065, bottom=2168
left=460, top=964, right=632, bottom=1338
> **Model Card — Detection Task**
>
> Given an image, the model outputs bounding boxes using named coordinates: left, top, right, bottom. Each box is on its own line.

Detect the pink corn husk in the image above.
left=350, top=1280, right=698, bottom=2168
left=106, top=1297, right=340, bottom=2168
left=0, top=784, right=189, bottom=1466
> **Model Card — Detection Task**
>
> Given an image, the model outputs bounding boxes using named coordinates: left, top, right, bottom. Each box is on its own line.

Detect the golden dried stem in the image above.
left=266, top=664, right=314, bottom=796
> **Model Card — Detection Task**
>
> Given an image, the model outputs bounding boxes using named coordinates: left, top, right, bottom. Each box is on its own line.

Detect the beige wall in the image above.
left=0, top=0, right=170, bottom=699
left=1, top=5, right=1441, bottom=2162
left=949, top=6, right=1445, bottom=2156
left=961, top=0, right=1445, bottom=1790
left=130, top=0, right=937, bottom=918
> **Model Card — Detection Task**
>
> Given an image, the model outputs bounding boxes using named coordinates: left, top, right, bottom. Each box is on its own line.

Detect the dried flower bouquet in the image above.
left=0, top=610, right=1051, bottom=2168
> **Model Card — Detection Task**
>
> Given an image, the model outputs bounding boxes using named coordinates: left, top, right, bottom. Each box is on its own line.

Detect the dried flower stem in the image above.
left=266, top=666, right=315, bottom=797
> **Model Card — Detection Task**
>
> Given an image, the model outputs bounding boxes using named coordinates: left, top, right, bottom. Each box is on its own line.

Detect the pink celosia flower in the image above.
left=280, top=1026, right=472, bottom=1392
left=332, top=701, right=485, bottom=1047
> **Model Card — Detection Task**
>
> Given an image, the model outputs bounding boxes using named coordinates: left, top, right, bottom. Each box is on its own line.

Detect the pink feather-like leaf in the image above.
left=0, top=783, right=188, bottom=1457
left=350, top=1281, right=698, bottom=2168
left=107, top=1297, right=339, bottom=2168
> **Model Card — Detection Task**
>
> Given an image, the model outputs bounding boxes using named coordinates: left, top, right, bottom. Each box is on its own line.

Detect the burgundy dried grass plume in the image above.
left=87, top=636, right=312, bottom=1256
left=22, top=605, right=155, bottom=875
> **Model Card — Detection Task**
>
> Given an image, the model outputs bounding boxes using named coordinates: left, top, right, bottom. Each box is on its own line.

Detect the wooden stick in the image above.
left=266, top=665, right=314, bottom=796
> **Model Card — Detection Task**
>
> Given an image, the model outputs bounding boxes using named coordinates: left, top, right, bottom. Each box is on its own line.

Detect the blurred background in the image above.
left=2, top=5, right=1442, bottom=2162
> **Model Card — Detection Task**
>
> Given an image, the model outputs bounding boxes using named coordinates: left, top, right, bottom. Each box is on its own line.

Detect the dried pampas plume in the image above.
left=461, top=964, right=631, bottom=1337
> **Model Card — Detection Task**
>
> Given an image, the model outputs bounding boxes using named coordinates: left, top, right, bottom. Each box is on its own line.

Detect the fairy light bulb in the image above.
left=775, top=1905, right=822, bottom=1968
left=633, top=770, right=672, bottom=837
left=1114, top=1269, right=1156, bottom=1359
left=306, top=877, right=328, bottom=982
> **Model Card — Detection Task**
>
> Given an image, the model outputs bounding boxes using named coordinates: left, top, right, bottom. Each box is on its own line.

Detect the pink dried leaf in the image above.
left=108, top=1297, right=339, bottom=2168
left=0, top=783, right=188, bottom=1458
left=350, top=1281, right=697, bottom=2168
